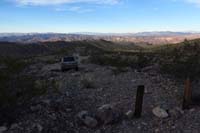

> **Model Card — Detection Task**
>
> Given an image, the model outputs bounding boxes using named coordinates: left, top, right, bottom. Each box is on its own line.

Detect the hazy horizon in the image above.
left=0, top=31, right=200, bottom=34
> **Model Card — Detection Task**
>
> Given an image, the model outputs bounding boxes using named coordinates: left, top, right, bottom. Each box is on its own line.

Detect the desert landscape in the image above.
left=0, top=38, right=200, bottom=132
left=1, top=0, right=200, bottom=132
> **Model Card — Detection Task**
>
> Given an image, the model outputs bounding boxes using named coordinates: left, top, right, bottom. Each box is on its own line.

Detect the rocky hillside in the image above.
left=0, top=40, right=141, bottom=57
left=0, top=39, right=200, bottom=132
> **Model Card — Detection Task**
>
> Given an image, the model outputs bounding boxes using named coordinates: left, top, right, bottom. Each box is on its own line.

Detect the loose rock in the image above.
left=125, top=110, right=134, bottom=119
left=36, top=123, right=43, bottom=132
left=96, top=104, right=121, bottom=125
left=83, top=116, right=98, bottom=128
left=76, top=111, right=98, bottom=128
left=152, top=107, right=168, bottom=118
left=0, top=126, right=7, bottom=133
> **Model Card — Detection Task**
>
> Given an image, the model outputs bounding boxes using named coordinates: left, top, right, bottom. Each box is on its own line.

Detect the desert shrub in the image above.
left=111, top=67, right=129, bottom=75
left=45, top=58, right=57, bottom=64
left=0, top=57, right=62, bottom=124
left=81, top=77, right=95, bottom=89
left=35, top=79, right=60, bottom=94
left=0, top=74, right=51, bottom=125
left=0, top=57, right=50, bottom=124
left=89, top=52, right=150, bottom=70
left=159, top=40, right=200, bottom=79
left=13, top=78, right=61, bottom=106
left=0, top=76, right=48, bottom=108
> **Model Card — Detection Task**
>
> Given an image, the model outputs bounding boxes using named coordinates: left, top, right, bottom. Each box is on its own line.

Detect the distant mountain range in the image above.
left=1, top=31, right=200, bottom=45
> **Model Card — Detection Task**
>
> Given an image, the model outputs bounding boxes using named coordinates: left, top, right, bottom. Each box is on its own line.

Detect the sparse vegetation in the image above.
left=81, top=76, right=95, bottom=89
left=89, top=52, right=151, bottom=70
left=0, top=57, right=54, bottom=124
left=1, top=38, right=200, bottom=132
left=158, top=39, right=200, bottom=79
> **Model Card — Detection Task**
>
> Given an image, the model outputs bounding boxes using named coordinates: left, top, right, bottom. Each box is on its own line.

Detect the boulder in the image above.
left=152, top=106, right=168, bottom=118
left=96, top=104, right=121, bottom=125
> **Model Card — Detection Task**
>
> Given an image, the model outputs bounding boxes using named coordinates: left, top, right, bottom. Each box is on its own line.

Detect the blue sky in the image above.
left=0, top=0, right=200, bottom=33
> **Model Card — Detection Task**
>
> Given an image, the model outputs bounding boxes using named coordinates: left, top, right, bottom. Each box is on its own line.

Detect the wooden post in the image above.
left=134, top=85, right=145, bottom=118
left=182, top=77, right=192, bottom=109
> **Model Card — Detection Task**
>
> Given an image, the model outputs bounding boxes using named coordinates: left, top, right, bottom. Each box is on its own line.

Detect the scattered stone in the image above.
left=131, top=79, right=136, bottom=82
left=141, top=66, right=154, bottom=72
left=95, top=129, right=101, bottom=133
left=152, top=106, right=168, bottom=118
left=96, top=104, right=121, bottom=125
left=169, top=109, right=177, bottom=117
left=36, top=123, right=43, bottom=132
left=42, top=99, right=51, bottom=105
left=169, top=107, right=184, bottom=118
left=172, top=125, right=176, bottom=129
left=71, top=72, right=80, bottom=77
left=0, top=126, right=7, bottom=133
left=144, top=88, right=152, bottom=94
left=155, top=128, right=159, bottom=133
left=30, top=104, right=42, bottom=112
left=66, top=108, right=72, bottom=112
left=84, top=116, right=98, bottom=128
left=77, top=111, right=90, bottom=120
left=125, top=110, right=134, bottom=119
left=189, top=108, right=195, bottom=112
left=175, top=107, right=184, bottom=114
left=141, top=122, right=148, bottom=126
left=10, top=123, right=19, bottom=130
left=76, top=111, right=98, bottom=128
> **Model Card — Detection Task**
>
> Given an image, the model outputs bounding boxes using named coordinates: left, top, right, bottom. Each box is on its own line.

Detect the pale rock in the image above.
left=155, top=128, right=159, bottom=133
left=125, top=110, right=134, bottom=119
left=189, top=108, right=195, bottom=112
left=152, top=106, right=168, bottom=118
left=36, top=124, right=43, bottom=132
left=141, top=122, right=147, bottom=126
left=0, top=126, right=7, bottom=133
left=10, top=123, right=19, bottom=130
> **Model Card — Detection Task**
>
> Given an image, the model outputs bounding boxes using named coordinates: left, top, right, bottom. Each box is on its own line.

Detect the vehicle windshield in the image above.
left=63, top=57, right=75, bottom=62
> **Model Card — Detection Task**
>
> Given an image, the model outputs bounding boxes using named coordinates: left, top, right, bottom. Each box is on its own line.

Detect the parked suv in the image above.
left=61, top=56, right=78, bottom=71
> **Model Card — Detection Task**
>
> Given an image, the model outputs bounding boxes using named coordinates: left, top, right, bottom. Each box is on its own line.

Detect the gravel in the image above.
left=4, top=61, right=200, bottom=133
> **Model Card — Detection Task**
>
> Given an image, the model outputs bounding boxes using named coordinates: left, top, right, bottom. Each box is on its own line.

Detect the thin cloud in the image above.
left=13, top=0, right=121, bottom=6
left=55, top=6, right=93, bottom=13
left=186, top=0, right=200, bottom=5
left=171, top=0, right=200, bottom=7
left=182, top=0, right=200, bottom=7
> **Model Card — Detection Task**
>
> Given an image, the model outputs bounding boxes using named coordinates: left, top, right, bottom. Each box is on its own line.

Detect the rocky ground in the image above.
left=1, top=56, right=200, bottom=133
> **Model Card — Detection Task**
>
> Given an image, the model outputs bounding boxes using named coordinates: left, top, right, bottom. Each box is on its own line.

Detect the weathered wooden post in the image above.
left=134, top=85, right=145, bottom=118
left=182, top=77, right=192, bottom=109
